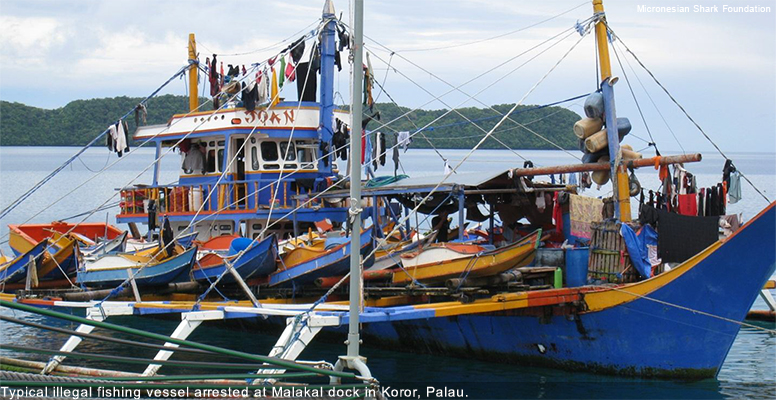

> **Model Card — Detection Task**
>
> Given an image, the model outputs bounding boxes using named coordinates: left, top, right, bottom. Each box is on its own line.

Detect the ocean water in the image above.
left=0, top=146, right=775, bottom=399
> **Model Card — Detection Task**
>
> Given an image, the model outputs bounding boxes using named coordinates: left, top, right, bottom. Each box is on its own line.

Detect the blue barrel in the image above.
left=565, top=247, right=589, bottom=287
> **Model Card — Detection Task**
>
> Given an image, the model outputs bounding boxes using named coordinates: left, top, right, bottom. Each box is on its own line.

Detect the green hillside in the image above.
left=0, top=95, right=581, bottom=149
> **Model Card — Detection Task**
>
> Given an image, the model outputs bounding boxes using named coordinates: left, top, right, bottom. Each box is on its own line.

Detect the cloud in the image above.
left=0, top=15, right=70, bottom=59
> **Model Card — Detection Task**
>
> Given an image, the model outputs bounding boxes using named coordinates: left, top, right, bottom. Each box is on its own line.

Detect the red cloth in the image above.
left=552, top=192, right=563, bottom=234
left=677, top=193, right=698, bottom=216
left=361, top=129, right=366, bottom=163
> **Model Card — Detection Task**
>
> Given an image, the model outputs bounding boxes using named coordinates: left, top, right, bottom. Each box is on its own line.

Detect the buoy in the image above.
left=584, top=118, right=633, bottom=153
left=573, top=118, right=604, bottom=139
left=584, top=92, right=604, bottom=119
left=592, top=156, right=610, bottom=185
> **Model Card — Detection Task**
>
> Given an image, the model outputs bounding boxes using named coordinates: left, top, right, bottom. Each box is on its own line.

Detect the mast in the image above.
left=188, top=33, right=199, bottom=112
left=593, top=0, right=630, bottom=221
left=331, top=0, right=372, bottom=384
left=319, top=2, right=337, bottom=174
left=347, top=0, right=364, bottom=361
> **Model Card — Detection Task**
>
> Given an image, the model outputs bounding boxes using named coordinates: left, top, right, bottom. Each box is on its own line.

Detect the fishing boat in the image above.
left=8, top=222, right=125, bottom=280
left=393, top=229, right=542, bottom=285
left=0, top=241, right=48, bottom=284
left=76, top=245, right=197, bottom=288
left=3, top=0, right=775, bottom=383
left=269, top=227, right=374, bottom=287
left=191, top=234, right=278, bottom=283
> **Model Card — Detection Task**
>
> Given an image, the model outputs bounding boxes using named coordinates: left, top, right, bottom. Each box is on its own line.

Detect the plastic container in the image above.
left=591, top=156, right=610, bottom=185
left=584, top=93, right=604, bottom=119
left=583, top=118, right=633, bottom=153
left=188, top=187, right=203, bottom=212
left=534, top=248, right=565, bottom=267
left=565, top=247, right=590, bottom=287
left=573, top=118, right=604, bottom=139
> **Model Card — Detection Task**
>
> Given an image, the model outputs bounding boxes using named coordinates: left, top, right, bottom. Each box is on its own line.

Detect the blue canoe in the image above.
left=270, top=227, right=374, bottom=287
left=76, top=246, right=197, bottom=288
left=192, top=235, right=278, bottom=283
left=0, top=241, right=49, bottom=284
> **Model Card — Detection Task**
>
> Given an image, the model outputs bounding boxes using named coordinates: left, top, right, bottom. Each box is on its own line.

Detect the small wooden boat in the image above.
left=393, top=229, right=543, bottom=285
left=0, top=241, right=49, bottom=284
left=76, top=245, right=197, bottom=288
left=9, top=222, right=124, bottom=280
left=269, top=227, right=374, bottom=287
left=192, top=235, right=278, bottom=283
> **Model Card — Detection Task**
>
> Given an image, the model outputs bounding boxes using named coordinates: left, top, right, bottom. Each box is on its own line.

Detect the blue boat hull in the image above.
left=192, top=235, right=278, bottom=283
left=0, top=241, right=48, bottom=284
left=77, top=247, right=197, bottom=288
left=270, top=228, right=374, bottom=287
left=358, top=203, right=776, bottom=378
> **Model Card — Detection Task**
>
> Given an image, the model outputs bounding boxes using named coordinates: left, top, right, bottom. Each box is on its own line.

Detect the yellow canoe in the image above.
left=392, top=230, right=542, bottom=285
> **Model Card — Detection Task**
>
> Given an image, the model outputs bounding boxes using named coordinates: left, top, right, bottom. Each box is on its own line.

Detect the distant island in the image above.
left=0, top=95, right=581, bottom=149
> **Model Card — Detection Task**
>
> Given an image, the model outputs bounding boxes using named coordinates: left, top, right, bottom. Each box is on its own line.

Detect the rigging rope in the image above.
left=0, top=64, right=190, bottom=221
left=394, top=1, right=588, bottom=53
left=360, top=30, right=590, bottom=284
left=607, top=25, right=770, bottom=203
left=601, top=285, right=776, bottom=334
left=362, top=19, right=592, bottom=161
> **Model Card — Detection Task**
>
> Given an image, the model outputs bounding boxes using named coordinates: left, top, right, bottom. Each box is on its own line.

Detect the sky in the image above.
left=0, top=0, right=774, bottom=153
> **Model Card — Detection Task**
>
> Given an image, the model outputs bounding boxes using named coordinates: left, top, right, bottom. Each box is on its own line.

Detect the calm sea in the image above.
left=1, top=146, right=774, bottom=399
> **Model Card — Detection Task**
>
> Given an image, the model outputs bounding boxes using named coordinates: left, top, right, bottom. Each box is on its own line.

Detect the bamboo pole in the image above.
left=511, top=153, right=701, bottom=177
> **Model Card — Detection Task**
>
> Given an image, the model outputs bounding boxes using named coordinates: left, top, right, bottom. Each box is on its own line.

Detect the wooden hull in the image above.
left=77, top=247, right=197, bottom=288
left=270, top=227, right=374, bottom=287
left=0, top=241, right=48, bottom=284
left=392, top=230, right=541, bottom=285
left=192, top=235, right=278, bottom=283
left=8, top=222, right=124, bottom=255
left=9, top=222, right=124, bottom=281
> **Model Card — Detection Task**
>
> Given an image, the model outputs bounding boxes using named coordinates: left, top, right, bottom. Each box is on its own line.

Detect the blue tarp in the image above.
left=620, top=224, right=658, bottom=279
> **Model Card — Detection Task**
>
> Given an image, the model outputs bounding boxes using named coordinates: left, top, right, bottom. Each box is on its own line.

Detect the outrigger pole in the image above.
left=593, top=0, right=631, bottom=221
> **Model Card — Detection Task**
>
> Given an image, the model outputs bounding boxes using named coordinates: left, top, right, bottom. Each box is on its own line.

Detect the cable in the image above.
left=608, top=25, right=770, bottom=203
left=0, top=64, right=190, bottom=220
left=610, top=41, right=658, bottom=154
left=394, top=1, right=588, bottom=52
left=197, top=19, right=321, bottom=57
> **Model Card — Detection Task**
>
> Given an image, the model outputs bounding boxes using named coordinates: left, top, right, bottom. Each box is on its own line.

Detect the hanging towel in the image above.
left=677, top=193, right=697, bottom=216
left=278, top=56, right=286, bottom=88
left=728, top=171, right=742, bottom=204
left=111, top=121, right=129, bottom=157
left=397, top=131, right=411, bottom=151
left=569, top=194, right=603, bottom=239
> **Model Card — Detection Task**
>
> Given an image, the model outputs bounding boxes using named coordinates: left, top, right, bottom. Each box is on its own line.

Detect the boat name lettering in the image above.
left=244, top=109, right=296, bottom=125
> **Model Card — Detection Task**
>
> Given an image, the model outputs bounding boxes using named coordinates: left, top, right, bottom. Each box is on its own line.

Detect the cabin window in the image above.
left=206, top=150, right=217, bottom=172
left=280, top=142, right=296, bottom=161
left=261, top=142, right=278, bottom=161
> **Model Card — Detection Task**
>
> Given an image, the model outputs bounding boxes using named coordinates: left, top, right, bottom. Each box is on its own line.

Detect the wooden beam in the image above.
left=511, top=153, right=702, bottom=177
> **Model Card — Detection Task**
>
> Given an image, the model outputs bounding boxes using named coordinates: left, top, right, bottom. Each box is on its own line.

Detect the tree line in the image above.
left=0, top=95, right=581, bottom=149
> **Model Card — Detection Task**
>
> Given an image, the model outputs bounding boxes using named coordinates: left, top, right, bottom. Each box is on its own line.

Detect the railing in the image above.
left=118, top=179, right=323, bottom=217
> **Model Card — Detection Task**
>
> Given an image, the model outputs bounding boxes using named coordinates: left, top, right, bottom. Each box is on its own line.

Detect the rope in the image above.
left=394, top=1, right=588, bottom=52
left=599, top=285, right=776, bottom=334
left=610, top=41, right=660, bottom=155
left=363, top=21, right=590, bottom=161
left=413, top=92, right=591, bottom=133
left=360, top=30, right=590, bottom=282
left=607, top=25, right=770, bottom=203
left=0, top=64, right=190, bottom=221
